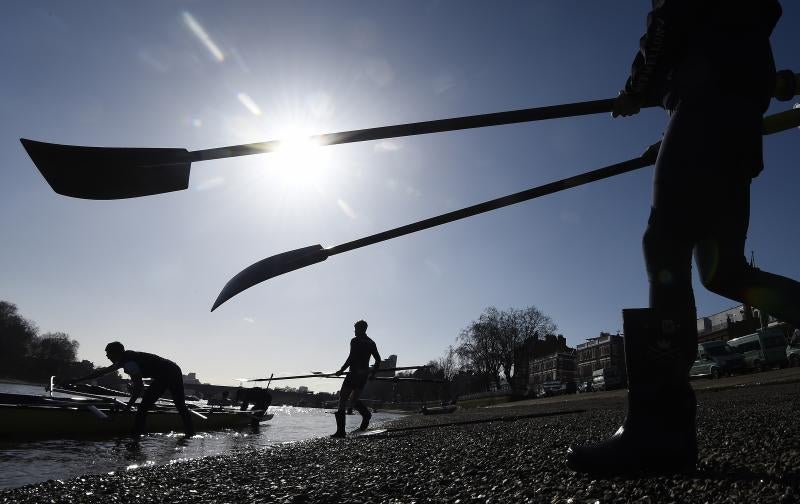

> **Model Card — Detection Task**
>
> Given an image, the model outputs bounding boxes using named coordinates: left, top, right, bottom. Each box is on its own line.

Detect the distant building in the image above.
left=514, top=334, right=573, bottom=393
left=529, top=351, right=577, bottom=393
left=182, top=372, right=201, bottom=385
left=363, top=354, right=398, bottom=400
left=575, top=332, right=625, bottom=384
left=298, top=386, right=308, bottom=394
left=377, top=354, right=398, bottom=376
left=696, top=304, right=778, bottom=343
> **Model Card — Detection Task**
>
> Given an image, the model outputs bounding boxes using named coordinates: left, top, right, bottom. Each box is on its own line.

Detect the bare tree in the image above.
left=504, top=306, right=557, bottom=387
left=496, top=309, right=519, bottom=388
left=455, top=305, right=557, bottom=392
left=437, top=345, right=459, bottom=382
left=456, top=308, right=503, bottom=389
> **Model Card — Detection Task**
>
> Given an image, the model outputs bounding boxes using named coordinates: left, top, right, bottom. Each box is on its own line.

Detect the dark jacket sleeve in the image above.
left=624, top=0, right=691, bottom=104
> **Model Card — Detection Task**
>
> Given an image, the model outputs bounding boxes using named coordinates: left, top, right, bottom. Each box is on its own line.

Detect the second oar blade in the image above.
left=211, top=144, right=660, bottom=311
left=210, top=245, right=329, bottom=311
left=20, top=138, right=191, bottom=200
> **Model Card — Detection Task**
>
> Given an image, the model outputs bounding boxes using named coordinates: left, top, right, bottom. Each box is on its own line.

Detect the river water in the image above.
left=0, top=383, right=404, bottom=489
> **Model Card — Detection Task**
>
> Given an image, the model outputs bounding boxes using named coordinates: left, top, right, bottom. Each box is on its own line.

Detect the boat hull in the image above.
left=0, top=403, right=271, bottom=439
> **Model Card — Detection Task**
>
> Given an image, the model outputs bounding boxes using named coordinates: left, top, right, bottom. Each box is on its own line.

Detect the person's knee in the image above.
left=696, top=246, right=748, bottom=297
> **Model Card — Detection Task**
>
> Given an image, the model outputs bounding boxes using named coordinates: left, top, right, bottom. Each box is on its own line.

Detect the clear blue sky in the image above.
left=2, top=2, right=798, bottom=392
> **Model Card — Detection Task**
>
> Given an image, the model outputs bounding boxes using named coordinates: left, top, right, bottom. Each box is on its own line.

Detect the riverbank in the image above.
left=2, top=376, right=798, bottom=503
left=0, top=379, right=44, bottom=387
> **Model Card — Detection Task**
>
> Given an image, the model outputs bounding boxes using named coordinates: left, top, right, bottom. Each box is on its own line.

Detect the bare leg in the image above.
left=167, top=376, right=195, bottom=437
left=134, top=381, right=166, bottom=437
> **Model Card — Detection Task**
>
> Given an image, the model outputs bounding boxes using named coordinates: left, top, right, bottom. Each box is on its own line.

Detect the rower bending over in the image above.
left=70, top=342, right=196, bottom=439
left=331, top=320, right=381, bottom=437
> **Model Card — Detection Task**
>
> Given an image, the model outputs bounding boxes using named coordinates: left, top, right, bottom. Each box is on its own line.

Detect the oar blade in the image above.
left=211, top=244, right=329, bottom=311
left=20, top=138, right=192, bottom=199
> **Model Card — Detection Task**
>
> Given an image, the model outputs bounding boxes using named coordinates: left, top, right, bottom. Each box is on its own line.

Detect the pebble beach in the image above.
left=2, top=376, right=799, bottom=503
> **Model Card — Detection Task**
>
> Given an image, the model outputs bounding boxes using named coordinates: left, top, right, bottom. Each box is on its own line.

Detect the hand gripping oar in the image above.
left=212, top=106, right=800, bottom=311
left=19, top=71, right=798, bottom=200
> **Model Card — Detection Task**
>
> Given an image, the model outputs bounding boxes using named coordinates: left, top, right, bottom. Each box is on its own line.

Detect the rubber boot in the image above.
left=354, top=401, right=372, bottom=431
left=566, top=308, right=698, bottom=475
left=330, top=411, right=346, bottom=438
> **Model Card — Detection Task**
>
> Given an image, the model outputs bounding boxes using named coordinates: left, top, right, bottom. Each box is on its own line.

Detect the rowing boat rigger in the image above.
left=0, top=392, right=272, bottom=439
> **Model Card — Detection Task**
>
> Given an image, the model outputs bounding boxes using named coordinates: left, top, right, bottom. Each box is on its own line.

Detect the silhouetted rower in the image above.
left=331, top=319, right=381, bottom=437
left=71, top=342, right=195, bottom=438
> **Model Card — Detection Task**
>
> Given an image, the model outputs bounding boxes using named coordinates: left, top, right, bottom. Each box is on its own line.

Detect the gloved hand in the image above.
left=611, top=90, right=642, bottom=118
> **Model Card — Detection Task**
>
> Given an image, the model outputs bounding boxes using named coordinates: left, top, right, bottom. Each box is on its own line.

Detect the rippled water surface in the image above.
left=0, top=383, right=403, bottom=489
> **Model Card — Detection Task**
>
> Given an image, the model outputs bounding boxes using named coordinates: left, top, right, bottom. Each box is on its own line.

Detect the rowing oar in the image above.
left=52, top=387, right=130, bottom=411
left=18, top=99, right=628, bottom=200
left=247, top=365, right=430, bottom=382
left=18, top=71, right=799, bottom=200
left=211, top=106, right=800, bottom=311
left=52, top=387, right=208, bottom=420
left=307, top=375, right=446, bottom=383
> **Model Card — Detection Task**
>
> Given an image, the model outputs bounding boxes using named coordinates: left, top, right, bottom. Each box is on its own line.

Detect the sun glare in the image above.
left=269, top=128, right=332, bottom=194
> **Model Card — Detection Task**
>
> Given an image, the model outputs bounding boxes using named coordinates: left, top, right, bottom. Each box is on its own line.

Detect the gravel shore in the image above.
left=2, top=379, right=799, bottom=503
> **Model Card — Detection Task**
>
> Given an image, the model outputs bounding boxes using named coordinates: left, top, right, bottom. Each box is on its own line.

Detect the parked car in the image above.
left=787, top=343, right=800, bottom=367
left=542, top=380, right=566, bottom=396
left=690, top=341, right=745, bottom=379
left=591, top=367, right=625, bottom=391
left=577, top=380, right=593, bottom=393
left=727, top=327, right=788, bottom=372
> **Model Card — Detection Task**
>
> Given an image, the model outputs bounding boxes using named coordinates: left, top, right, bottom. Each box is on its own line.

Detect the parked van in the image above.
left=591, top=367, right=625, bottom=391
left=787, top=343, right=800, bottom=367
left=690, top=341, right=745, bottom=379
left=727, top=327, right=787, bottom=371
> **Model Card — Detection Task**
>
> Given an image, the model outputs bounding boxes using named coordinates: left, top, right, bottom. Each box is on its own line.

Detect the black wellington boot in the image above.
left=330, top=411, right=346, bottom=438
left=566, top=308, right=698, bottom=475
left=354, top=401, right=372, bottom=431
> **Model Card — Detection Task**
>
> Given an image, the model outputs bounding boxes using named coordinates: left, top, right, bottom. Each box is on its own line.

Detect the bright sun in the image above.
left=270, top=127, right=332, bottom=194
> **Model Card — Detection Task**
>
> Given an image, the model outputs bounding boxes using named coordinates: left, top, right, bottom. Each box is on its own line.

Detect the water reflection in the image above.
left=0, top=385, right=402, bottom=489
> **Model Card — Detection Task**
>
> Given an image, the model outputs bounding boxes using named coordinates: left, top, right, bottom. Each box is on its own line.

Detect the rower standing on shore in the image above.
left=331, top=320, right=381, bottom=438
left=566, top=0, right=800, bottom=475
left=69, top=342, right=196, bottom=438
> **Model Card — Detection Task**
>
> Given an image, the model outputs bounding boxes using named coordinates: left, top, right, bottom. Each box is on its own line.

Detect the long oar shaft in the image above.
left=337, top=99, right=798, bottom=253
left=328, top=142, right=660, bottom=257
left=52, top=387, right=128, bottom=409
left=191, top=99, right=620, bottom=162
left=328, top=105, right=798, bottom=254
left=158, top=70, right=800, bottom=163
left=53, top=387, right=208, bottom=420
left=212, top=105, right=800, bottom=311
left=248, top=365, right=429, bottom=382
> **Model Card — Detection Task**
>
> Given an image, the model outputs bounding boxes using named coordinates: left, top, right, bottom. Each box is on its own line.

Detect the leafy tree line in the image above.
left=0, top=300, right=118, bottom=385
